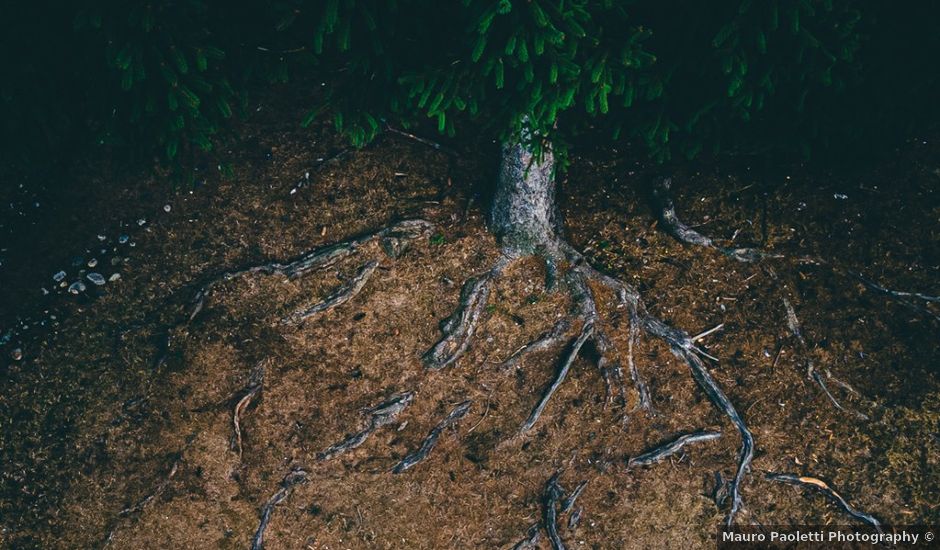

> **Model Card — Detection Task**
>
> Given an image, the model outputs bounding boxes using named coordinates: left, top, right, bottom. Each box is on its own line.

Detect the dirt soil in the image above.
left=1, top=98, right=938, bottom=549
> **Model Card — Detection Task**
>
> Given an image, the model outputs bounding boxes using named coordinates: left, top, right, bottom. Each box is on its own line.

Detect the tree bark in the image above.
left=489, top=135, right=559, bottom=257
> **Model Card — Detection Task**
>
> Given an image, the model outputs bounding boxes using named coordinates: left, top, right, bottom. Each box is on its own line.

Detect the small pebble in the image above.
left=53, top=271, right=67, bottom=282
left=137, top=218, right=146, bottom=226
left=87, top=273, right=106, bottom=286
left=118, top=235, right=129, bottom=244
left=68, top=281, right=86, bottom=294
left=87, top=258, right=98, bottom=268
left=97, top=234, right=107, bottom=241
left=163, top=204, right=171, bottom=212
left=108, top=273, right=121, bottom=282
left=833, top=193, right=848, bottom=200
left=10, top=348, right=22, bottom=361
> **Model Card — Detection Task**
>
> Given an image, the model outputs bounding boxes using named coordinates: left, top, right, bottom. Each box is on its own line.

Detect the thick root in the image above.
left=282, top=261, right=378, bottom=324
left=422, top=241, right=757, bottom=526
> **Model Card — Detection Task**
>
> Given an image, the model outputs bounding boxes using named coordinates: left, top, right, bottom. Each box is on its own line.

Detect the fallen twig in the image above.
left=393, top=400, right=472, bottom=473
left=766, top=472, right=882, bottom=532
left=627, top=429, right=722, bottom=467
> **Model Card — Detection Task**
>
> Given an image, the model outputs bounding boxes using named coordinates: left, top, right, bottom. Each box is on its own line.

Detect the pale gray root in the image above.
left=188, top=219, right=433, bottom=322
left=543, top=473, right=568, bottom=550
left=423, top=257, right=509, bottom=370
left=233, top=364, right=265, bottom=459
left=283, top=261, right=378, bottom=324
left=845, top=269, right=940, bottom=322
left=510, top=522, right=542, bottom=550
left=568, top=258, right=755, bottom=527
left=512, top=474, right=587, bottom=550
left=766, top=473, right=882, bottom=532
left=782, top=297, right=868, bottom=420
left=427, top=134, right=753, bottom=525
left=499, top=319, right=571, bottom=371
left=627, top=429, right=722, bottom=467
left=119, top=454, right=182, bottom=517
left=318, top=392, right=414, bottom=461
left=518, top=320, right=595, bottom=435
left=251, top=467, right=309, bottom=550
left=650, top=177, right=773, bottom=263
left=392, top=400, right=472, bottom=473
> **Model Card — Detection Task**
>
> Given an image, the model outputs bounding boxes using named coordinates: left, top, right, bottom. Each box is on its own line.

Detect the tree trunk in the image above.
left=488, top=136, right=559, bottom=257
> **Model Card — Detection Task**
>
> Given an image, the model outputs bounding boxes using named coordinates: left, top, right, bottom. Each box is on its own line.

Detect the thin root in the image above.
left=766, top=472, right=882, bottom=532
left=392, top=400, right=472, bottom=473
left=628, top=429, right=722, bottom=467
left=283, top=261, right=378, bottom=324
left=234, top=364, right=265, bottom=459
left=251, top=467, right=309, bottom=550
left=318, top=392, right=414, bottom=461
left=189, top=219, right=432, bottom=323
left=519, top=321, right=594, bottom=435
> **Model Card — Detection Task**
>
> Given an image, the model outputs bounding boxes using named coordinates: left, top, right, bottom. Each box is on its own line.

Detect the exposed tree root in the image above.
left=250, top=467, right=309, bottom=550
left=653, top=176, right=938, bottom=322
left=188, top=219, right=433, bottom=324
left=233, top=364, right=265, bottom=459
left=118, top=453, right=182, bottom=517
left=425, top=238, right=756, bottom=526
left=766, top=473, right=882, bottom=531
left=392, top=400, right=472, bottom=473
left=783, top=297, right=868, bottom=420
left=520, top=321, right=595, bottom=434
left=317, top=391, right=414, bottom=461
left=651, top=178, right=771, bottom=263
left=511, top=473, right=589, bottom=550
left=147, top=220, right=432, bottom=371
left=282, top=260, right=378, bottom=324
left=423, top=258, right=508, bottom=370
left=499, top=319, right=570, bottom=371
left=627, top=429, right=722, bottom=467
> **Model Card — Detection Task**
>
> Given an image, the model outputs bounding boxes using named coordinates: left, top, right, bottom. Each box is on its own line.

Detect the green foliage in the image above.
left=2, top=1, right=938, bottom=171
left=74, top=1, right=237, bottom=159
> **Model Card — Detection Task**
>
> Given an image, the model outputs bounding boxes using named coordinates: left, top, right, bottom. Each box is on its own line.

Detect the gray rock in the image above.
left=68, top=281, right=86, bottom=294
left=87, top=258, right=98, bottom=268
left=87, top=273, right=106, bottom=286
left=53, top=270, right=67, bottom=282
left=118, top=235, right=129, bottom=244
left=108, top=273, right=121, bottom=282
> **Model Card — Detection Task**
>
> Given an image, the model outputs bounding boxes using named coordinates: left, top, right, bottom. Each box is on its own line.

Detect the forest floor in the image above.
left=1, top=96, right=939, bottom=549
